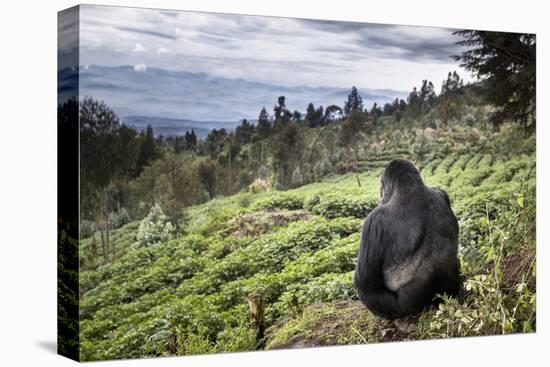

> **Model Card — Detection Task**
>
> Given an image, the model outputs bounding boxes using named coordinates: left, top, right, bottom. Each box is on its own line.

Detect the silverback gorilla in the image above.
left=354, top=159, right=460, bottom=319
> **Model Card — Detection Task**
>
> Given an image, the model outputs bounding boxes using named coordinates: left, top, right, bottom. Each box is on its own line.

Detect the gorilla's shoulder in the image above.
left=367, top=204, right=388, bottom=219
left=429, top=187, right=451, bottom=207
left=363, top=205, right=389, bottom=229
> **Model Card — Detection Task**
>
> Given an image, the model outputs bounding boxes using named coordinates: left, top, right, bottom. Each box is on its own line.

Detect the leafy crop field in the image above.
left=79, top=127, right=535, bottom=361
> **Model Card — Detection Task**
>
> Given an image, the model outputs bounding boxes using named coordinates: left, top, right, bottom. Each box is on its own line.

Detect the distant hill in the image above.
left=122, top=115, right=236, bottom=138
left=77, top=65, right=408, bottom=122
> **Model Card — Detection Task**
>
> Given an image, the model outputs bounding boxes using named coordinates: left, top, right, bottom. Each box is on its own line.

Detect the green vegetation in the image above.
left=69, top=31, right=536, bottom=361
left=78, top=120, right=535, bottom=359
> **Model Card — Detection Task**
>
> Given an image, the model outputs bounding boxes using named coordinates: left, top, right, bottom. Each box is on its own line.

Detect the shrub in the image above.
left=314, top=157, right=332, bottom=179
left=110, top=207, right=130, bottom=229
left=134, top=204, right=175, bottom=248
left=304, top=192, right=377, bottom=219
left=249, top=178, right=271, bottom=194
left=251, top=193, right=303, bottom=211
left=175, top=326, right=215, bottom=355
left=275, top=272, right=355, bottom=315
left=215, top=324, right=258, bottom=352
left=392, top=130, right=403, bottom=143
left=329, top=149, right=345, bottom=165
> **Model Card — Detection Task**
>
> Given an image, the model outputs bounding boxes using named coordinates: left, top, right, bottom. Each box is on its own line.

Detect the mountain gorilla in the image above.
left=354, top=159, right=460, bottom=320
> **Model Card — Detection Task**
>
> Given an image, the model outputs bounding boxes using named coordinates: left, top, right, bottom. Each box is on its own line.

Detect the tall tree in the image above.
left=117, top=124, right=141, bottom=176
left=137, top=125, right=157, bottom=169
left=324, top=105, right=343, bottom=123
left=344, top=86, right=364, bottom=119
left=274, top=96, right=292, bottom=129
left=370, top=102, right=382, bottom=117
left=305, top=103, right=316, bottom=127
left=314, top=106, right=324, bottom=126
left=420, top=80, right=436, bottom=107
left=130, top=153, right=202, bottom=227
left=272, top=123, right=304, bottom=188
left=453, top=30, right=536, bottom=131
left=174, top=136, right=185, bottom=154
left=407, top=87, right=420, bottom=115
left=292, top=110, right=302, bottom=122
left=205, top=128, right=228, bottom=158
left=235, top=119, right=254, bottom=144
left=339, top=118, right=363, bottom=187
left=80, top=98, right=138, bottom=263
left=198, top=159, right=217, bottom=199
left=184, top=129, right=197, bottom=150
left=441, top=71, right=464, bottom=127
left=383, top=103, right=394, bottom=116
left=256, top=107, right=271, bottom=139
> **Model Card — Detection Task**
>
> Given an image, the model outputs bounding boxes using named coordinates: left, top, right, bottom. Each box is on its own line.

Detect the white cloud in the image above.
left=79, top=5, right=472, bottom=90
left=134, top=63, right=147, bottom=72
left=134, top=43, right=146, bottom=52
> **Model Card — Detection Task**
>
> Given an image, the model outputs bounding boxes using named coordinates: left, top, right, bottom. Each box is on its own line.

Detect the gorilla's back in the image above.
left=380, top=186, right=458, bottom=292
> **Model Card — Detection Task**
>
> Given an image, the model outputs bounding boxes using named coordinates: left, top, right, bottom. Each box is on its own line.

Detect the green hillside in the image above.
left=78, top=123, right=535, bottom=361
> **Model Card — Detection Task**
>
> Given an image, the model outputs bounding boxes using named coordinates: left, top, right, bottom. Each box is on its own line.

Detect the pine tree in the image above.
left=305, top=103, right=316, bottom=127
left=190, top=129, right=197, bottom=148
left=453, top=30, right=536, bottom=131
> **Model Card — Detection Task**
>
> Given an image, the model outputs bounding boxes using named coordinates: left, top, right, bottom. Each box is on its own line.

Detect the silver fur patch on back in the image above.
left=383, top=253, right=422, bottom=292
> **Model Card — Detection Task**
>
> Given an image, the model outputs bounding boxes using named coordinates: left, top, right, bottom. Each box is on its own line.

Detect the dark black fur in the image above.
left=354, top=159, right=460, bottom=319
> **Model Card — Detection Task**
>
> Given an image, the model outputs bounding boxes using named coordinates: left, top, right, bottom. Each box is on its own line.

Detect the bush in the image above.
left=175, top=326, right=215, bottom=355
left=304, top=192, right=377, bottom=219
left=134, top=204, right=175, bottom=248
left=110, top=207, right=130, bottom=229
left=314, top=157, right=332, bottom=179
left=249, top=178, right=271, bottom=194
left=215, top=324, right=258, bottom=352
left=392, top=130, right=403, bottom=143
left=275, top=272, right=355, bottom=315
left=251, top=193, right=303, bottom=211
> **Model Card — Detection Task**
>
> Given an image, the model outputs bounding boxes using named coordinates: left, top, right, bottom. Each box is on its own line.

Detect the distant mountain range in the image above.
left=122, top=115, right=236, bottom=138
left=63, top=65, right=409, bottom=135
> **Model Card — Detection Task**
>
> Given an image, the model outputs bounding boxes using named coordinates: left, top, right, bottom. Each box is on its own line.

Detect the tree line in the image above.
left=62, top=30, right=535, bottom=266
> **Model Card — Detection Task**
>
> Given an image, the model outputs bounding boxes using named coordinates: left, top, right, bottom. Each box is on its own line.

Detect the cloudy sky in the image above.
left=78, top=5, right=471, bottom=92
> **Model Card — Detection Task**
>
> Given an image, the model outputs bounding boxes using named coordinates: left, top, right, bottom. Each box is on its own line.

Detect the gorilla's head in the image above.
left=380, top=159, right=423, bottom=203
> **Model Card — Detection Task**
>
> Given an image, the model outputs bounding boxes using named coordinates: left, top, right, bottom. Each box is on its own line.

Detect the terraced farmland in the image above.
left=79, top=129, right=536, bottom=360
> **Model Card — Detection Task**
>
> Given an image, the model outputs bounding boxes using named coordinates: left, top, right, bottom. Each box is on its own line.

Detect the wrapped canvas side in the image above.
left=57, top=5, right=80, bottom=362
